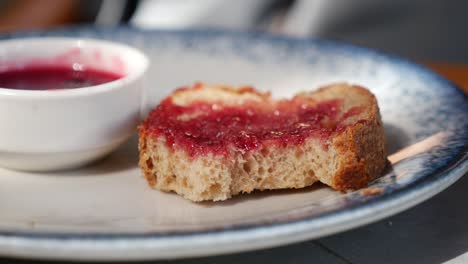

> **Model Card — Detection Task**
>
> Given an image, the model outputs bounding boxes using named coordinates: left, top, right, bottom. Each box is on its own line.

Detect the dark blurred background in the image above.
left=0, top=0, right=467, bottom=62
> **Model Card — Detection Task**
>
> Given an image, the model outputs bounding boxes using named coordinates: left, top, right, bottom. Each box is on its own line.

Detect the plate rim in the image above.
left=0, top=26, right=466, bottom=260
left=0, top=158, right=465, bottom=261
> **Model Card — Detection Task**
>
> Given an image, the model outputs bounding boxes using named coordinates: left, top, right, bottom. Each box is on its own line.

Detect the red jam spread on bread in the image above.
left=142, top=94, right=365, bottom=157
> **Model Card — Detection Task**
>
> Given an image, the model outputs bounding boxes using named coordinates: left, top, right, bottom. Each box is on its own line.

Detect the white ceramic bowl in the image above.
left=0, top=38, right=149, bottom=171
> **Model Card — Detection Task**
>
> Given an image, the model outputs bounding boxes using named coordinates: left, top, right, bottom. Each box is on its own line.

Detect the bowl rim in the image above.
left=0, top=37, right=149, bottom=99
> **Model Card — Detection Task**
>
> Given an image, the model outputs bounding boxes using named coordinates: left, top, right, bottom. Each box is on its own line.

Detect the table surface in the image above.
left=1, top=64, right=467, bottom=264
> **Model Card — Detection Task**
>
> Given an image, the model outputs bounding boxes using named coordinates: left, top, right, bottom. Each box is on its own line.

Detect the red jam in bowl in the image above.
left=0, top=64, right=123, bottom=90
left=142, top=92, right=365, bottom=157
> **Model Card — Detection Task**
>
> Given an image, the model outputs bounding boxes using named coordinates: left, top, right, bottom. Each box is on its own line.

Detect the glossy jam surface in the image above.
left=143, top=94, right=365, bottom=157
left=0, top=64, right=123, bottom=90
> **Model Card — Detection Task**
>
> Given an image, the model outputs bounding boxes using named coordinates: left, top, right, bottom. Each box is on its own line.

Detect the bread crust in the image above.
left=139, top=83, right=387, bottom=201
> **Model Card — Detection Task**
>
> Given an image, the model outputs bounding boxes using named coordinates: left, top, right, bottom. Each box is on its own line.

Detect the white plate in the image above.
left=0, top=27, right=466, bottom=261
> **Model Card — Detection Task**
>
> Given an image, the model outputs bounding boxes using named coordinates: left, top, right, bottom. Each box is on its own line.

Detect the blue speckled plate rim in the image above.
left=0, top=26, right=466, bottom=242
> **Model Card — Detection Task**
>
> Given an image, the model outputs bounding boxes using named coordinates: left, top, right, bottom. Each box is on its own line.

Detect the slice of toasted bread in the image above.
left=138, top=83, right=387, bottom=202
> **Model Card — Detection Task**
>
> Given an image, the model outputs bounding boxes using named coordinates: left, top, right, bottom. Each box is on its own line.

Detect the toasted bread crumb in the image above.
left=360, top=187, right=384, bottom=196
